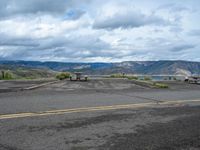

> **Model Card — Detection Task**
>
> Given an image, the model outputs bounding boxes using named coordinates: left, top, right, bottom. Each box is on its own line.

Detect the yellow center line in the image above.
left=0, top=99, right=200, bottom=120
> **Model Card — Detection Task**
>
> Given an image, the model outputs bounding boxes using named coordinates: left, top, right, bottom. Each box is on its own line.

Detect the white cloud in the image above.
left=93, top=12, right=168, bottom=30
left=0, top=0, right=200, bottom=62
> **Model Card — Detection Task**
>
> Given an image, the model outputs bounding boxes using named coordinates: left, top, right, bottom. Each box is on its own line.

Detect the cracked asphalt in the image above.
left=0, top=79, right=200, bottom=150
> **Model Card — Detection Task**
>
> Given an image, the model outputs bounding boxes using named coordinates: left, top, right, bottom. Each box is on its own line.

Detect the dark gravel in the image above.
left=1, top=79, right=200, bottom=150
left=101, top=106, right=200, bottom=150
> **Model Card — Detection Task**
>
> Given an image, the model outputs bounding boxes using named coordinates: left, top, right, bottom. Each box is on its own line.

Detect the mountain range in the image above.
left=0, top=60, right=200, bottom=76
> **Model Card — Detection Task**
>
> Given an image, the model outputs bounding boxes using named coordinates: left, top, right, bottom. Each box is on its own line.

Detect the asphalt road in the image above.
left=0, top=79, right=200, bottom=150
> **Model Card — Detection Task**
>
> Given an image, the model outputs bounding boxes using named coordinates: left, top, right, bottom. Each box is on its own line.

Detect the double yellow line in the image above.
left=0, top=99, right=200, bottom=120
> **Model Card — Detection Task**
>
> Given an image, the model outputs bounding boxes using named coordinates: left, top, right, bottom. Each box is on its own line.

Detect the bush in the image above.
left=144, top=76, right=152, bottom=81
left=0, top=71, right=13, bottom=80
left=110, top=74, right=125, bottom=78
left=127, top=76, right=138, bottom=80
left=4, top=72, right=13, bottom=79
left=110, top=74, right=139, bottom=80
left=56, top=72, right=71, bottom=80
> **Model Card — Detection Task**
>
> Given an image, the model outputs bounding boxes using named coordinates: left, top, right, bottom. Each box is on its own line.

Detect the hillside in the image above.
left=0, top=60, right=200, bottom=76
left=0, top=64, right=57, bottom=79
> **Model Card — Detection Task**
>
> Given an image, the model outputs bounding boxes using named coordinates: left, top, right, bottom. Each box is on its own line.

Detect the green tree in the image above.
left=56, top=72, right=71, bottom=80
left=0, top=71, right=12, bottom=80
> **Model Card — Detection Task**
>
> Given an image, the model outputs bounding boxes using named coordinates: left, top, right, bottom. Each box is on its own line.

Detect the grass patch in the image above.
left=126, top=76, right=138, bottom=80
left=108, top=74, right=169, bottom=89
left=130, top=79, right=169, bottom=89
left=110, top=74, right=126, bottom=78
left=143, top=81, right=169, bottom=88
left=153, top=83, right=169, bottom=88
left=109, top=74, right=139, bottom=80
left=109, top=75, right=151, bottom=81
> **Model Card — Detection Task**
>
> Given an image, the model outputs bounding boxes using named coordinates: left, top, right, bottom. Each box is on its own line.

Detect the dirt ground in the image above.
left=0, top=78, right=200, bottom=150
left=101, top=106, right=200, bottom=150
left=1, top=106, right=200, bottom=150
left=0, top=79, right=55, bottom=93
left=1, top=78, right=200, bottom=93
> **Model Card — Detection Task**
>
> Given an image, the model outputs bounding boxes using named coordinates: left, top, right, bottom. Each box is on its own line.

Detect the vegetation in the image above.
left=110, top=74, right=140, bottom=80
left=126, top=76, right=139, bottom=80
left=129, top=78, right=169, bottom=89
left=109, top=74, right=168, bottom=88
left=56, top=72, right=71, bottom=80
left=144, top=76, right=152, bottom=81
left=110, top=74, right=126, bottom=78
left=0, top=71, right=13, bottom=80
left=0, top=65, right=58, bottom=80
left=153, top=83, right=169, bottom=88
left=144, top=81, right=169, bottom=88
left=109, top=74, right=152, bottom=81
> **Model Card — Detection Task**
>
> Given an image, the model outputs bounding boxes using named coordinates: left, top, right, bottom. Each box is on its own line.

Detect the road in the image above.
left=0, top=79, right=200, bottom=150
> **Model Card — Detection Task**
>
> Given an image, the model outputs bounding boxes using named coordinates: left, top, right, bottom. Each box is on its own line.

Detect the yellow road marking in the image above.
left=0, top=99, right=200, bottom=120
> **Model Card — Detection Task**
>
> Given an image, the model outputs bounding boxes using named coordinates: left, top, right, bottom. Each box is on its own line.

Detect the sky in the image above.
left=0, top=0, right=200, bottom=62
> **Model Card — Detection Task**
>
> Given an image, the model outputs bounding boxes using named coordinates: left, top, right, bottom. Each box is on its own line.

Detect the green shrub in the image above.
left=144, top=76, right=152, bottom=81
left=5, top=72, right=12, bottom=79
left=127, top=76, right=138, bottom=80
left=0, top=71, right=13, bottom=80
left=110, top=74, right=125, bottom=78
left=56, top=72, right=71, bottom=80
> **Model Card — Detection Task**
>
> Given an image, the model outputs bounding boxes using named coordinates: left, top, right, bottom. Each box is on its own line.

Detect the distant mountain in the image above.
left=0, top=60, right=200, bottom=76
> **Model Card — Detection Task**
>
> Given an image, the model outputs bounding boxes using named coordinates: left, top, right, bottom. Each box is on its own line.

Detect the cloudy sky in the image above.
left=0, top=0, right=200, bottom=62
